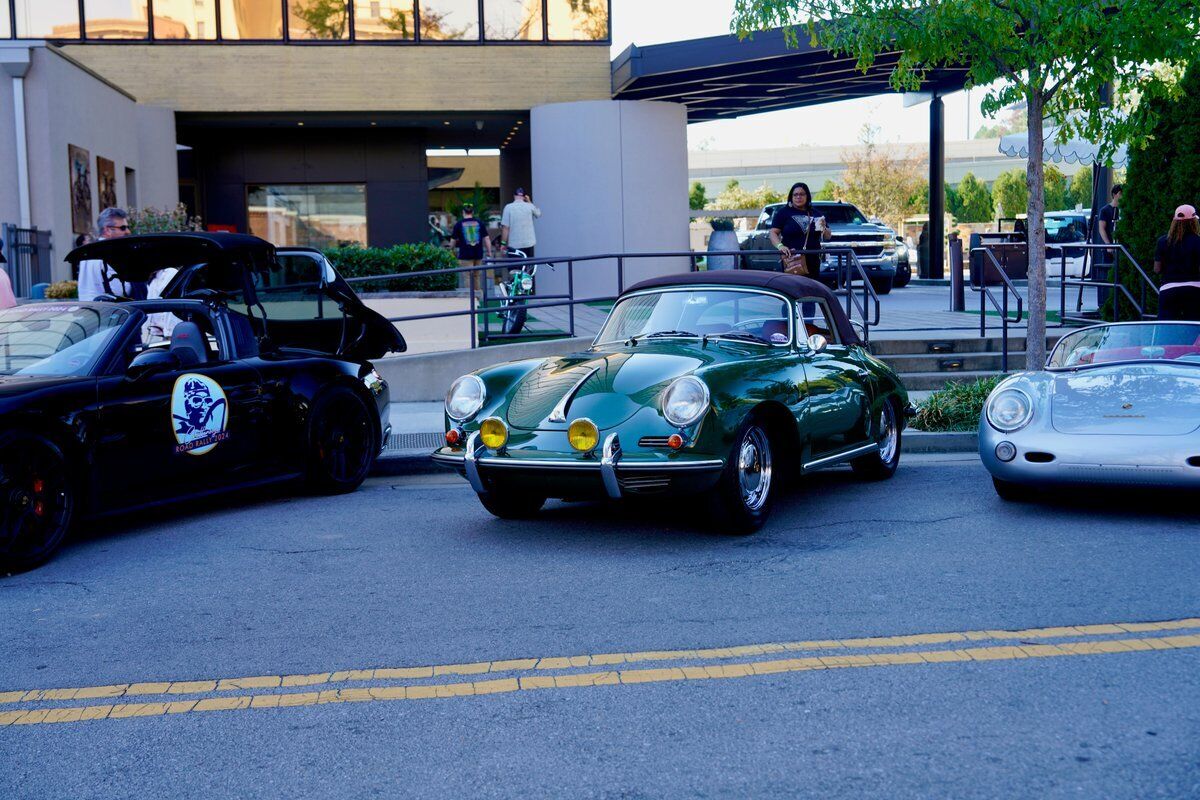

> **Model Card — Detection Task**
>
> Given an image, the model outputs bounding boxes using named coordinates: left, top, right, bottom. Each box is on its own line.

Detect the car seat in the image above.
left=760, top=319, right=788, bottom=342
left=170, top=321, right=207, bottom=366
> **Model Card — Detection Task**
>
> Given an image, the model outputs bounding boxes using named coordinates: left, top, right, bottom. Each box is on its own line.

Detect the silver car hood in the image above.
left=1050, top=364, right=1200, bottom=436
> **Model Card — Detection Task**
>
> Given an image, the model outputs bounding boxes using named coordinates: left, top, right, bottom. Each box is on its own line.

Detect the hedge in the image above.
left=324, top=244, right=459, bottom=292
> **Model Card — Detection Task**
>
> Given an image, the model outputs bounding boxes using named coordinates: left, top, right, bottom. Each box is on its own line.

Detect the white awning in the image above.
left=998, top=129, right=1128, bottom=167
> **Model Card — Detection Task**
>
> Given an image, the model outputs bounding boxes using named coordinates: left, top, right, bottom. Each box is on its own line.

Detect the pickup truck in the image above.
left=740, top=201, right=900, bottom=294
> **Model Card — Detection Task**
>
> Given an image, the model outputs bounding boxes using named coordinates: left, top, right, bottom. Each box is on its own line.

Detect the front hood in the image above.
left=504, top=341, right=745, bottom=431
left=1050, top=365, right=1200, bottom=435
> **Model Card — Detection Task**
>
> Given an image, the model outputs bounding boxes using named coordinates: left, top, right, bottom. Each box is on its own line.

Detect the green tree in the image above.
left=956, top=173, right=994, bottom=223
left=290, top=0, right=348, bottom=38
left=813, top=179, right=840, bottom=201
left=992, top=169, right=1029, bottom=219
left=1043, top=165, right=1072, bottom=211
left=707, top=179, right=784, bottom=210
left=1067, top=168, right=1093, bottom=209
left=945, top=182, right=962, bottom=219
left=733, top=0, right=1199, bottom=367
left=1121, top=62, right=1200, bottom=318
left=835, top=125, right=927, bottom=230
left=689, top=182, right=709, bottom=211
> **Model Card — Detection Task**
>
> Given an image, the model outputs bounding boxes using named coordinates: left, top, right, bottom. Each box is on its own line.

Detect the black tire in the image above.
left=706, top=416, right=776, bottom=535
left=502, top=303, right=527, bottom=335
left=870, top=277, right=894, bottom=295
left=478, top=490, right=546, bottom=519
left=893, top=261, right=912, bottom=288
left=851, top=398, right=901, bottom=480
left=306, top=386, right=377, bottom=495
left=992, top=477, right=1034, bottom=502
left=0, top=432, right=75, bottom=573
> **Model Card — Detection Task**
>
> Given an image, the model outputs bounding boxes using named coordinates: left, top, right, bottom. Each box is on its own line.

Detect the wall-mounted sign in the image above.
left=68, top=145, right=92, bottom=235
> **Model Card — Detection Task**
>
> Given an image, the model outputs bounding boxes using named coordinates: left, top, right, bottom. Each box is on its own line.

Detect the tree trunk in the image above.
left=1024, top=93, right=1048, bottom=370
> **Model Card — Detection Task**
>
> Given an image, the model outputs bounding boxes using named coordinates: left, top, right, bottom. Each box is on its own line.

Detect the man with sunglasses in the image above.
left=76, top=207, right=135, bottom=301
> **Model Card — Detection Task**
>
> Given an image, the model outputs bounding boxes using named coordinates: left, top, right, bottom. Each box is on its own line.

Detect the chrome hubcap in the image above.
left=878, top=402, right=897, bottom=463
left=737, top=427, right=772, bottom=511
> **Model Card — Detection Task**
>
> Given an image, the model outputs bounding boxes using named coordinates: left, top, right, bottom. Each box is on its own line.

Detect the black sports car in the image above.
left=0, top=233, right=404, bottom=572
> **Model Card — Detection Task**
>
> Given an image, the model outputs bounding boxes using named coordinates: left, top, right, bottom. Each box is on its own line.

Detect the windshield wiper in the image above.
left=711, top=331, right=770, bottom=345
left=629, top=330, right=700, bottom=345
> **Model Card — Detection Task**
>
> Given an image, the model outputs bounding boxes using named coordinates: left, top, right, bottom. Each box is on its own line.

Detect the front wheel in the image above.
left=707, top=418, right=775, bottom=535
left=501, top=301, right=527, bottom=335
left=478, top=490, right=546, bottom=519
left=0, top=432, right=75, bottom=573
left=851, top=399, right=901, bottom=480
left=893, top=261, right=912, bottom=288
left=306, top=387, right=377, bottom=494
left=992, top=477, right=1034, bottom=502
left=870, top=277, right=894, bottom=295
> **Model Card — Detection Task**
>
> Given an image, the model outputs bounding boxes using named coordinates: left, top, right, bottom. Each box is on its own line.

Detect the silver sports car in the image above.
left=979, top=321, right=1200, bottom=499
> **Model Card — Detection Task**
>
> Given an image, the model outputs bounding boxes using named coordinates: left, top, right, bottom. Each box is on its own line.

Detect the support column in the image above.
left=928, top=92, right=945, bottom=280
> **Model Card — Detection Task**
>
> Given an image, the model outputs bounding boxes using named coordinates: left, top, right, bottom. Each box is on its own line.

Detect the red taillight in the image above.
left=446, top=428, right=463, bottom=445
left=33, top=500, right=45, bottom=517
left=32, top=478, right=45, bottom=494
left=667, top=434, right=684, bottom=450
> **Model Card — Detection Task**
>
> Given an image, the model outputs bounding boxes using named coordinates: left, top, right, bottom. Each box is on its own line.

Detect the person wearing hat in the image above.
left=450, top=203, right=493, bottom=295
left=1153, top=204, right=1200, bottom=321
left=499, top=187, right=541, bottom=258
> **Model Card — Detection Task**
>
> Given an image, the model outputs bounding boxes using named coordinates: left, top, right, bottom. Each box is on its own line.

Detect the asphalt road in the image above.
left=2, top=455, right=1198, bottom=799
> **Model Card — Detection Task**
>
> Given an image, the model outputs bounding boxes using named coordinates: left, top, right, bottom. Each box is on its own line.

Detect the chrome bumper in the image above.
left=433, top=432, right=725, bottom=500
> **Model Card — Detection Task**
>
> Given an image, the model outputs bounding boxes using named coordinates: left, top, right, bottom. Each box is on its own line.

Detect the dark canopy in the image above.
left=65, top=233, right=275, bottom=282
left=624, top=270, right=861, bottom=345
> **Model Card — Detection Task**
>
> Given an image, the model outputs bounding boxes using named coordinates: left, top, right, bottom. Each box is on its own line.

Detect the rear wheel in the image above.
left=992, top=477, right=1034, bottom=502
left=707, top=417, right=775, bottom=535
left=306, top=387, right=376, bottom=494
left=0, top=432, right=75, bottom=573
left=870, top=277, right=894, bottom=295
left=851, top=398, right=901, bottom=480
left=478, top=490, right=546, bottom=519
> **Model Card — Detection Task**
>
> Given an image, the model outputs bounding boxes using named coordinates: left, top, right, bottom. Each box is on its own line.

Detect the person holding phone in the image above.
left=769, top=182, right=831, bottom=276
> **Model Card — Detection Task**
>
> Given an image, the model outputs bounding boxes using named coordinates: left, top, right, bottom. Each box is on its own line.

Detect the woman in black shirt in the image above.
left=769, top=182, right=832, bottom=275
left=1154, top=204, right=1200, bottom=321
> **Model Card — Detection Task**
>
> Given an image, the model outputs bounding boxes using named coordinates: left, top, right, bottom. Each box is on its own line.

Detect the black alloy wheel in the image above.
left=306, top=387, right=376, bottom=494
left=0, top=432, right=75, bottom=573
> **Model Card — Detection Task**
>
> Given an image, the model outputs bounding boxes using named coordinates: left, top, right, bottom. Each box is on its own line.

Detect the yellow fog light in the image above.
left=479, top=417, right=509, bottom=450
left=568, top=418, right=600, bottom=452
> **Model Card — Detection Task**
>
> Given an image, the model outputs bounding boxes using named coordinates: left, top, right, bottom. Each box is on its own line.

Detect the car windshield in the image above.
left=0, top=304, right=130, bottom=377
left=1048, top=323, right=1200, bottom=369
left=1046, top=215, right=1088, bottom=244
left=596, top=289, right=791, bottom=346
left=815, top=204, right=868, bottom=225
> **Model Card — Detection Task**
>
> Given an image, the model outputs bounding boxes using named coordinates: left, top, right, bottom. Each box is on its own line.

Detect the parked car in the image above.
left=893, top=234, right=913, bottom=288
left=980, top=321, right=1200, bottom=500
left=741, top=201, right=900, bottom=294
left=433, top=270, right=910, bottom=533
left=0, top=233, right=404, bottom=572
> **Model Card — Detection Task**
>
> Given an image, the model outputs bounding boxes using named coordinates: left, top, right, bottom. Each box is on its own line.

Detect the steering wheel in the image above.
left=729, top=317, right=784, bottom=332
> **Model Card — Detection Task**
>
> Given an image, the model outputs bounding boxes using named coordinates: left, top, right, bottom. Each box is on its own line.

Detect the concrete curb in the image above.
left=371, top=429, right=980, bottom=477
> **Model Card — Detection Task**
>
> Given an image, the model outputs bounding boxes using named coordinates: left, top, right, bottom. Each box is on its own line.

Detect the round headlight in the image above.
left=986, top=388, right=1034, bottom=432
left=662, top=376, right=710, bottom=428
left=446, top=375, right=486, bottom=422
left=567, top=418, right=599, bottom=452
left=479, top=417, right=509, bottom=450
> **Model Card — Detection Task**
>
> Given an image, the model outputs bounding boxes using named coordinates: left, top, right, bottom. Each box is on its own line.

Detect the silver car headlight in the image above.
left=662, top=376, right=710, bottom=427
left=986, top=388, right=1034, bottom=432
left=446, top=374, right=486, bottom=422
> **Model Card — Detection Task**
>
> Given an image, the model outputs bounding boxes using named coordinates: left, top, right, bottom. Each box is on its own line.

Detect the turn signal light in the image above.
left=568, top=418, right=600, bottom=452
left=667, top=434, right=684, bottom=450
left=445, top=427, right=463, bottom=446
left=479, top=417, right=509, bottom=450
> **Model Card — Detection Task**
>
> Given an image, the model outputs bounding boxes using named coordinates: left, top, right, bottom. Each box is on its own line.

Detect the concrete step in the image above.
left=867, top=334, right=1061, bottom=357
left=878, top=351, right=1012, bottom=374
left=897, top=370, right=1003, bottom=392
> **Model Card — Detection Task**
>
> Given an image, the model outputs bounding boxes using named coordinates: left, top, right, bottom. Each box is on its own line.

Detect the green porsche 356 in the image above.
left=432, top=271, right=910, bottom=532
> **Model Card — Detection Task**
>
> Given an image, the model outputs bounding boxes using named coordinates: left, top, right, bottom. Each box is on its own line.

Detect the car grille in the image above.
left=638, top=436, right=673, bottom=448
left=618, top=475, right=672, bottom=494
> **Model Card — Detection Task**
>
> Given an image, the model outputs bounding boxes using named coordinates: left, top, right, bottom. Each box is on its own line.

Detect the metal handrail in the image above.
left=342, top=247, right=883, bottom=348
left=970, top=246, right=1024, bottom=373
left=1043, top=242, right=1158, bottom=326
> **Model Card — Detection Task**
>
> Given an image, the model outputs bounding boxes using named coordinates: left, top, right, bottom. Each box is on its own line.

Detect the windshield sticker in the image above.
left=770, top=332, right=789, bottom=344
left=171, top=373, right=230, bottom=456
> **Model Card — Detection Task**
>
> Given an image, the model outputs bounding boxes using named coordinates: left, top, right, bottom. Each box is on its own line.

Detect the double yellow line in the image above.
left=3, top=617, right=1198, bottom=728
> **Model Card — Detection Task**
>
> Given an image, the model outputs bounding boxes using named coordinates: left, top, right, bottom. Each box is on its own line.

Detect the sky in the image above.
left=610, top=0, right=1005, bottom=152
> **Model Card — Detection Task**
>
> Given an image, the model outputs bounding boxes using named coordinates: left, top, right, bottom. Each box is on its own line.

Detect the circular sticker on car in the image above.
left=171, top=373, right=230, bottom=456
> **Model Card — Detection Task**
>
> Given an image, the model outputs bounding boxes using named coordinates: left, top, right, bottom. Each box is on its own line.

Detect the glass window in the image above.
left=247, top=185, right=368, bottom=249
left=287, top=0, right=348, bottom=39
left=596, top=289, right=790, bottom=346
left=798, top=298, right=837, bottom=342
left=83, top=1, right=149, bottom=39
left=14, top=0, right=81, bottom=38
left=419, top=0, right=478, bottom=40
left=0, top=304, right=131, bottom=377
left=546, top=0, right=607, bottom=40
left=0, top=5, right=11, bottom=38
left=1048, top=323, right=1200, bottom=369
left=484, top=0, right=542, bottom=40
left=353, top=0, right=414, bottom=39
left=152, top=0, right=219, bottom=39
left=219, top=0, right=283, bottom=39
left=814, top=203, right=868, bottom=225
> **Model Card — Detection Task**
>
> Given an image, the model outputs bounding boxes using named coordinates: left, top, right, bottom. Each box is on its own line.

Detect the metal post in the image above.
left=928, top=92, right=946, bottom=280
left=949, top=233, right=964, bottom=311
left=617, top=256, right=624, bottom=294
left=1001, top=288, right=1009, bottom=372
left=468, top=276, right=477, bottom=349
left=481, top=266, right=490, bottom=345
left=567, top=260, right=575, bottom=337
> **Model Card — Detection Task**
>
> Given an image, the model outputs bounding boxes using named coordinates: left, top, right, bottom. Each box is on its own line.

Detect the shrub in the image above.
left=128, top=204, right=204, bottom=234
left=324, top=243, right=458, bottom=292
left=45, top=280, right=78, bottom=299
left=914, top=376, right=1003, bottom=432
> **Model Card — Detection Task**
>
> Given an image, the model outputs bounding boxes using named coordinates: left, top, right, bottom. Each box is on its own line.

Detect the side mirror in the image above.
left=807, top=333, right=828, bottom=353
left=127, top=348, right=180, bottom=380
